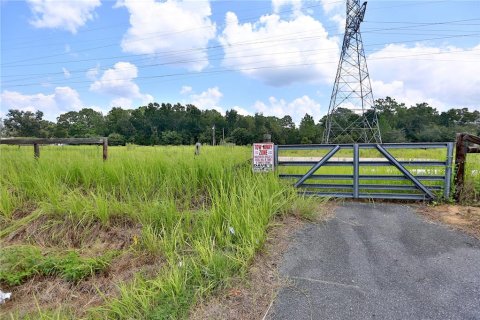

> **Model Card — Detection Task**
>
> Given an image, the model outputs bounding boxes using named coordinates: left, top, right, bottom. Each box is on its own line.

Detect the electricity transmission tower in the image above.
left=323, top=0, right=382, bottom=143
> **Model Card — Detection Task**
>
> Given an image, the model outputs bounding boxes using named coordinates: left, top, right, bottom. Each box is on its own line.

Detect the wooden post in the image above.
left=195, top=142, right=201, bottom=156
left=454, top=133, right=466, bottom=201
left=212, top=125, right=216, bottom=146
left=103, top=138, right=108, bottom=161
left=33, top=143, right=40, bottom=159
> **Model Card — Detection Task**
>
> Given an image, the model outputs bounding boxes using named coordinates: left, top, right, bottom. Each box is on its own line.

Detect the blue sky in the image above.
left=1, top=0, right=479, bottom=122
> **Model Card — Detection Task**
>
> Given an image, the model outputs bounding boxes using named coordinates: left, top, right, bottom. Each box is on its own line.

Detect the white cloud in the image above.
left=62, top=67, right=71, bottom=79
left=27, top=0, right=101, bottom=33
left=116, top=0, right=216, bottom=71
left=320, top=0, right=343, bottom=14
left=369, top=44, right=480, bottom=110
left=253, top=95, right=322, bottom=124
left=90, top=61, right=153, bottom=108
left=181, top=86, right=226, bottom=113
left=180, top=85, right=192, bottom=95
left=219, top=12, right=339, bottom=86
left=0, top=87, right=83, bottom=121
left=86, top=65, right=100, bottom=80
left=110, top=97, right=133, bottom=108
left=272, top=0, right=302, bottom=14
left=189, top=87, right=223, bottom=111
left=329, top=13, right=345, bottom=31
left=320, top=0, right=345, bottom=31
left=232, top=106, right=252, bottom=116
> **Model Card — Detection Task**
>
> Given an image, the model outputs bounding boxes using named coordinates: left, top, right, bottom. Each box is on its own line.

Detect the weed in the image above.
left=0, top=245, right=116, bottom=286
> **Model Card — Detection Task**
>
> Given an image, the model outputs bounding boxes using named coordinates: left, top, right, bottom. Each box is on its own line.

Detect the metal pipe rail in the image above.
left=276, top=142, right=454, bottom=201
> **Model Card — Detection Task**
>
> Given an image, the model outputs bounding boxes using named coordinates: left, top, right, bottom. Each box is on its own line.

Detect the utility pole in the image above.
left=323, top=0, right=381, bottom=144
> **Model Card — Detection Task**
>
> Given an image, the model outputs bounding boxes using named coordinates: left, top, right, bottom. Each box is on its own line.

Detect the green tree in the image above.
left=279, top=115, right=299, bottom=144
left=225, top=109, right=239, bottom=135
left=230, top=128, right=254, bottom=145
left=106, top=107, right=135, bottom=140
left=161, top=130, right=183, bottom=145
left=108, top=133, right=126, bottom=146
left=3, top=98, right=478, bottom=145
left=3, top=109, right=52, bottom=137
left=56, top=108, right=105, bottom=137
left=299, top=114, right=319, bottom=144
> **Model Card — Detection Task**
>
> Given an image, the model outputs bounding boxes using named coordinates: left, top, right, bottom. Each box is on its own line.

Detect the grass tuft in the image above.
left=0, top=245, right=116, bottom=286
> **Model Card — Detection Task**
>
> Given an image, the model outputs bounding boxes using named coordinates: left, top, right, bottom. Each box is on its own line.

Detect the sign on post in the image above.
left=253, top=143, right=275, bottom=172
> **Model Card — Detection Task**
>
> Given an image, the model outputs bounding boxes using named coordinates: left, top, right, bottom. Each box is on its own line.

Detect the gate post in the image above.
left=444, top=142, right=454, bottom=199
left=274, top=144, right=279, bottom=168
left=454, top=133, right=466, bottom=201
left=353, top=144, right=359, bottom=198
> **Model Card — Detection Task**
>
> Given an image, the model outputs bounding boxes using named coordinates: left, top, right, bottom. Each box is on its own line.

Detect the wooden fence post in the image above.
left=33, top=143, right=40, bottom=159
left=454, top=133, right=466, bottom=201
left=103, top=138, right=108, bottom=161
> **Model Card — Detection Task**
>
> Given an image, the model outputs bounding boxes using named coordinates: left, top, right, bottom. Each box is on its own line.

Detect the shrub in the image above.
left=108, top=133, right=126, bottom=146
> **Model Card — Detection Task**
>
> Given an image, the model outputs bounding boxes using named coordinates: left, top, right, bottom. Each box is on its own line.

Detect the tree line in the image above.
left=1, top=97, right=479, bottom=145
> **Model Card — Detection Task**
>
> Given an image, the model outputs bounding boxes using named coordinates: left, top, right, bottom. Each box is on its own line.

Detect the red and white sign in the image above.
left=253, top=143, right=275, bottom=172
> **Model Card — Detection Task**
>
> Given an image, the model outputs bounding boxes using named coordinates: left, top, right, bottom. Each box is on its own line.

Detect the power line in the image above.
left=3, top=14, right=478, bottom=67
left=367, top=0, right=451, bottom=11
left=4, top=45, right=480, bottom=90
left=3, top=17, right=479, bottom=73
left=3, top=0, right=290, bottom=45
left=2, top=1, right=333, bottom=58
left=3, top=32, right=480, bottom=84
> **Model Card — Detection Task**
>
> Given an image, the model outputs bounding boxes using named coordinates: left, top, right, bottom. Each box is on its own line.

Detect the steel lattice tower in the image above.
left=323, top=0, right=382, bottom=144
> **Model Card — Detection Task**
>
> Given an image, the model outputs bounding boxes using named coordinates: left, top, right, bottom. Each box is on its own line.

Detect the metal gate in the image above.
left=275, top=143, right=454, bottom=201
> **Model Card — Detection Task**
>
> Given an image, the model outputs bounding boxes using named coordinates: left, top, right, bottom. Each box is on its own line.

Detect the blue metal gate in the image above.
left=275, top=143, right=454, bottom=201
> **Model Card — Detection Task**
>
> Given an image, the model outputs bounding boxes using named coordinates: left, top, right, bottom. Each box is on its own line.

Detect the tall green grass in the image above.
left=0, top=145, right=312, bottom=319
left=465, top=153, right=480, bottom=203
left=1, top=145, right=249, bottom=224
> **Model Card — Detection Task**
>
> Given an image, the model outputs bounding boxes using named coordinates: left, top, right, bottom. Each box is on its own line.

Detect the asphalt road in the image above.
left=268, top=202, right=480, bottom=320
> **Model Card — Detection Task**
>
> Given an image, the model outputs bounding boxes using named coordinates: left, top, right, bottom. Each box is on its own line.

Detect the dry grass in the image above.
left=190, top=201, right=333, bottom=320
left=1, top=252, right=162, bottom=319
left=190, top=215, right=304, bottom=320
left=0, top=213, right=161, bottom=319
left=4, top=214, right=142, bottom=250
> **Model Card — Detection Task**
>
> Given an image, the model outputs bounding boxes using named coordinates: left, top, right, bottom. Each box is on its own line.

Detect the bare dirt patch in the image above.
left=4, top=215, right=142, bottom=250
left=190, top=204, right=334, bottom=320
left=1, top=214, right=162, bottom=318
left=0, top=252, right=162, bottom=318
left=417, top=204, right=480, bottom=238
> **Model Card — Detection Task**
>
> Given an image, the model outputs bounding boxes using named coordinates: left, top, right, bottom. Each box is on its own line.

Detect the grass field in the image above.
left=0, top=144, right=478, bottom=319
left=465, top=153, right=480, bottom=203
left=0, top=145, right=320, bottom=319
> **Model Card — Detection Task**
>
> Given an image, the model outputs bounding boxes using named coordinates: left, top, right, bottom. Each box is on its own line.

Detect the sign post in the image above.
left=252, top=143, right=275, bottom=172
